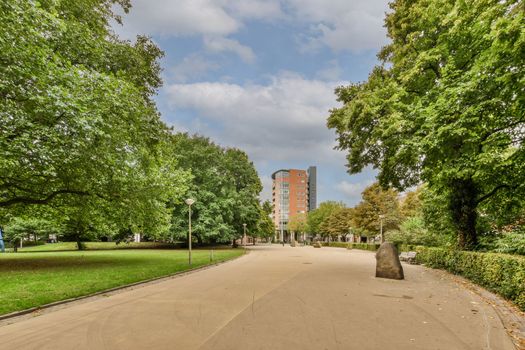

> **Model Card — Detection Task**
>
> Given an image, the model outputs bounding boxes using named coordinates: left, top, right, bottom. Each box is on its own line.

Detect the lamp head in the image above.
left=185, top=198, right=195, bottom=206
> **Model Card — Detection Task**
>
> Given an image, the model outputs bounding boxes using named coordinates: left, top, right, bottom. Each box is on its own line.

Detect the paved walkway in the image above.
left=0, top=245, right=517, bottom=349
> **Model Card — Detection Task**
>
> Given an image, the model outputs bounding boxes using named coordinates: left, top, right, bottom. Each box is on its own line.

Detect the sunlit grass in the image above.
left=0, top=248, right=244, bottom=315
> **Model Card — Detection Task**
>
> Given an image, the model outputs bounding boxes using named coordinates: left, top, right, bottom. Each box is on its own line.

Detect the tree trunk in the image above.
left=76, top=231, right=84, bottom=250
left=448, top=178, right=478, bottom=250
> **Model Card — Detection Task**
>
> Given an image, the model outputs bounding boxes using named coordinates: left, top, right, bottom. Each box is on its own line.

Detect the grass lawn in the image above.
left=0, top=248, right=244, bottom=316
left=13, top=241, right=184, bottom=252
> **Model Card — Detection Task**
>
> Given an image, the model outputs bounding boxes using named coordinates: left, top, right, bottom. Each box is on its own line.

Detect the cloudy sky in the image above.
left=114, top=0, right=391, bottom=206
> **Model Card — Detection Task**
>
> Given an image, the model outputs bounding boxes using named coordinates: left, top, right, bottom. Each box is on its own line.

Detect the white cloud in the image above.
left=170, top=54, right=220, bottom=83
left=165, top=73, right=346, bottom=164
left=336, top=180, right=374, bottom=200
left=226, top=0, right=283, bottom=20
left=114, top=0, right=239, bottom=39
left=316, top=59, right=342, bottom=81
left=288, top=0, right=389, bottom=53
left=203, top=37, right=256, bottom=63
left=114, top=0, right=389, bottom=54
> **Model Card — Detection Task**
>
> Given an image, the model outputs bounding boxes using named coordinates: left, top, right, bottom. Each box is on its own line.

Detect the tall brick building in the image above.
left=272, top=166, right=317, bottom=242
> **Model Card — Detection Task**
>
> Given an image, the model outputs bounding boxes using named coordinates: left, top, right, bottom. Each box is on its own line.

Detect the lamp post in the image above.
left=379, top=214, right=386, bottom=243
left=185, top=198, right=195, bottom=265
left=242, top=223, right=247, bottom=246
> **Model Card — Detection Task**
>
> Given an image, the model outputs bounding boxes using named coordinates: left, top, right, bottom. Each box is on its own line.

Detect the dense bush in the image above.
left=347, top=243, right=381, bottom=251
left=493, top=233, right=525, bottom=255
left=322, top=242, right=350, bottom=248
left=416, top=247, right=525, bottom=311
left=385, top=216, right=450, bottom=247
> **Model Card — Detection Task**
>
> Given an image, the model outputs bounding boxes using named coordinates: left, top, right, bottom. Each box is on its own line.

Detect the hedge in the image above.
left=348, top=243, right=381, bottom=251
left=415, top=247, right=525, bottom=311
left=321, top=242, right=350, bottom=248
left=321, top=242, right=382, bottom=251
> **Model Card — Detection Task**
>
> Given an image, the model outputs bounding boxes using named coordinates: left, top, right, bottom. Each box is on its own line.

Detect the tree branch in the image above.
left=476, top=184, right=515, bottom=205
left=0, top=189, right=90, bottom=207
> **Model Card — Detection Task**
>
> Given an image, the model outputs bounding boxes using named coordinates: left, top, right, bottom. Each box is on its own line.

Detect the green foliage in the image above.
left=307, top=201, right=345, bottom=236
left=386, top=216, right=450, bottom=247
left=493, top=232, right=525, bottom=255
left=327, top=0, right=525, bottom=249
left=346, top=243, right=381, bottom=251
left=0, top=1, right=190, bottom=242
left=321, top=242, right=350, bottom=248
left=416, top=247, right=525, bottom=311
left=169, top=134, right=262, bottom=244
left=400, top=187, right=423, bottom=219
left=288, top=212, right=308, bottom=234
left=4, top=217, right=58, bottom=242
left=320, top=208, right=354, bottom=239
left=254, top=201, right=274, bottom=240
left=352, top=183, right=401, bottom=237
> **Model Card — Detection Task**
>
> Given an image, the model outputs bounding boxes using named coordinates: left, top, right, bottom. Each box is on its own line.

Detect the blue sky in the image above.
left=114, top=0, right=391, bottom=206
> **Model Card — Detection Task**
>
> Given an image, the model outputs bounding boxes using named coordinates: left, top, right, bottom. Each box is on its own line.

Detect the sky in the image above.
left=113, top=0, right=391, bottom=206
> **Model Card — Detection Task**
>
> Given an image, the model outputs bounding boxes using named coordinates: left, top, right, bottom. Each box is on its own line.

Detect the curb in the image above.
left=0, top=249, right=248, bottom=322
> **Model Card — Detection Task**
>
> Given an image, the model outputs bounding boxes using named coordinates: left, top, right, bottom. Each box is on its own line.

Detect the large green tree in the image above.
left=328, top=0, right=525, bottom=249
left=0, top=1, right=189, bottom=236
left=253, top=200, right=274, bottom=242
left=321, top=207, right=354, bottom=241
left=169, top=134, right=262, bottom=245
left=307, top=201, right=345, bottom=238
left=352, top=183, right=401, bottom=238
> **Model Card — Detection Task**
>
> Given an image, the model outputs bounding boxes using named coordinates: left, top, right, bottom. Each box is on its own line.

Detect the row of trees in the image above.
left=288, top=183, right=414, bottom=243
left=0, top=1, right=271, bottom=248
left=327, top=0, right=524, bottom=250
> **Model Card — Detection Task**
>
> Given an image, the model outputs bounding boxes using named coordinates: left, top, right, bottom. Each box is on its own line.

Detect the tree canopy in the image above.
left=327, top=0, right=525, bottom=249
left=352, top=183, right=401, bottom=237
left=307, top=201, right=346, bottom=237
left=169, top=134, right=263, bottom=244
left=1, top=1, right=271, bottom=247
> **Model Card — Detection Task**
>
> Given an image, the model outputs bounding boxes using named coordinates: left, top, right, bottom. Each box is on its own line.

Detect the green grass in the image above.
left=13, top=241, right=186, bottom=252
left=0, top=248, right=244, bottom=315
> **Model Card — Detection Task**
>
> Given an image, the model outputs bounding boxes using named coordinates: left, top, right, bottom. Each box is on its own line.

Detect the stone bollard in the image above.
left=375, top=242, right=404, bottom=280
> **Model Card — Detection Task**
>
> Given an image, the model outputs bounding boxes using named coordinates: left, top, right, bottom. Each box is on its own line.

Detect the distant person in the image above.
left=0, top=228, right=4, bottom=253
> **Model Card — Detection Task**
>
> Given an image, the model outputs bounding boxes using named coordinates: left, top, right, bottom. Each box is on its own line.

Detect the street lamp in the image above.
left=185, top=198, right=195, bottom=265
left=242, top=223, right=247, bottom=246
left=379, top=214, right=386, bottom=243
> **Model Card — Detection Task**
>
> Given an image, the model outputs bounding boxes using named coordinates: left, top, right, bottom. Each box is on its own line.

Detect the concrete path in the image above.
left=0, top=245, right=517, bottom=349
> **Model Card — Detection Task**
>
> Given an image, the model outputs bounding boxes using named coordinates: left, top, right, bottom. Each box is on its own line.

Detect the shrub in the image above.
left=322, top=242, right=350, bottom=248
left=493, top=233, right=525, bottom=255
left=347, top=243, right=381, bottom=251
left=385, top=216, right=450, bottom=247
left=416, top=247, right=525, bottom=311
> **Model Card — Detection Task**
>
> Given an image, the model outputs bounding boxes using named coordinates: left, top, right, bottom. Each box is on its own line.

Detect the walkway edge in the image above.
left=0, top=249, right=248, bottom=323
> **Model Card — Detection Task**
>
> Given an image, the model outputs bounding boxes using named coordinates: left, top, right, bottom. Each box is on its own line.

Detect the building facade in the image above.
left=272, top=166, right=317, bottom=242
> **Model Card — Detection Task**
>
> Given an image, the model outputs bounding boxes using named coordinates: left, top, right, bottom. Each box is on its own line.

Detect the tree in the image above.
left=253, top=201, right=274, bottom=242
left=307, top=201, right=345, bottom=238
left=0, top=1, right=189, bottom=223
left=288, top=212, right=308, bottom=241
left=351, top=183, right=401, bottom=238
left=327, top=0, right=525, bottom=249
left=321, top=208, right=354, bottom=241
left=400, top=187, right=423, bottom=219
left=169, top=134, right=262, bottom=245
